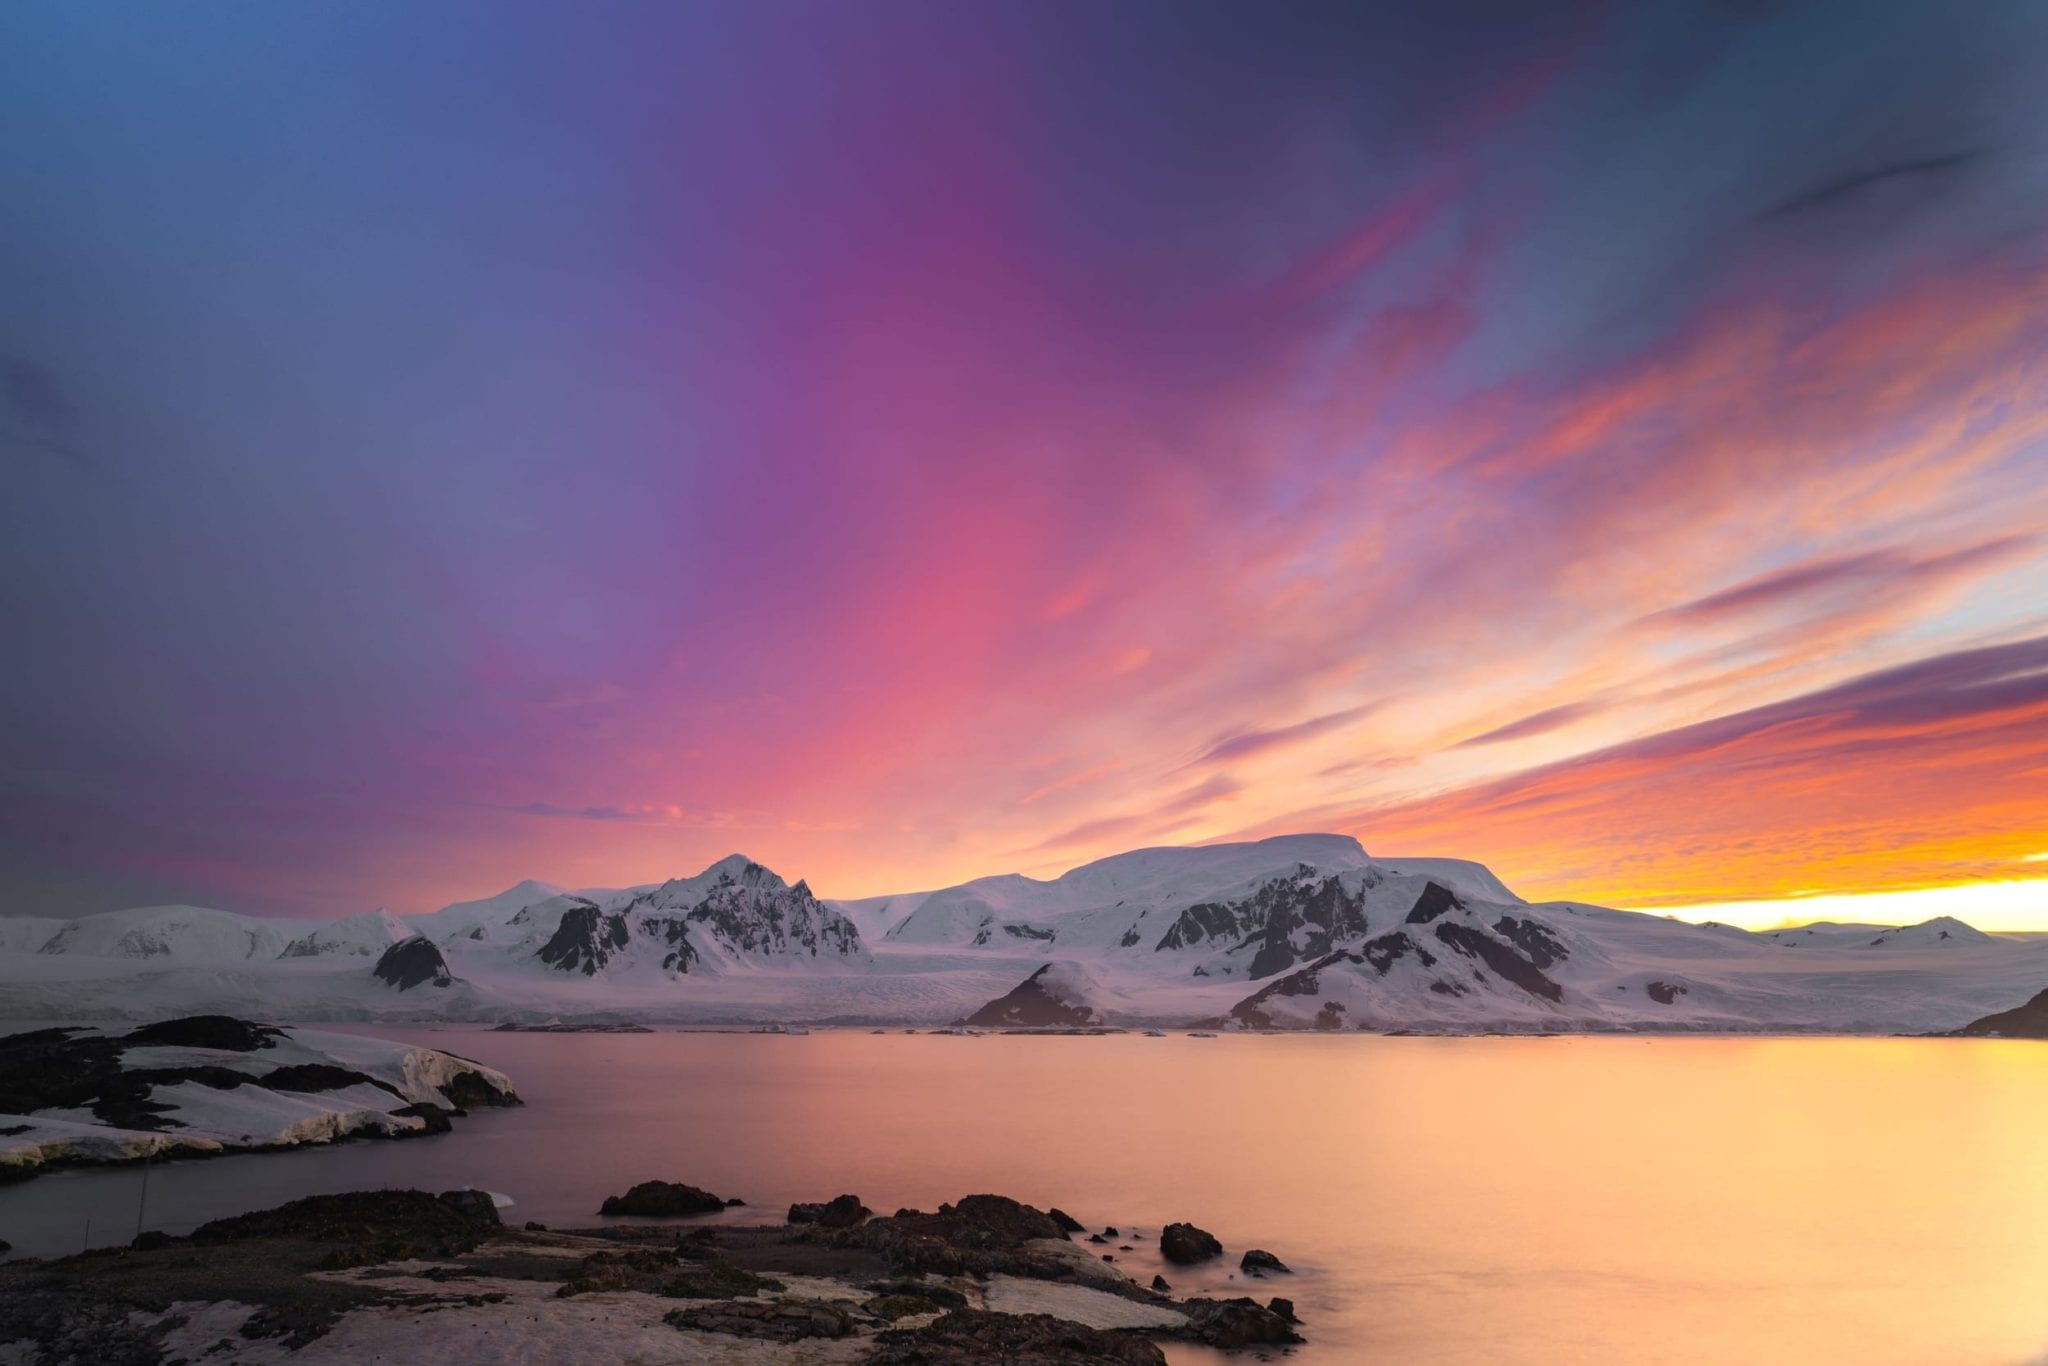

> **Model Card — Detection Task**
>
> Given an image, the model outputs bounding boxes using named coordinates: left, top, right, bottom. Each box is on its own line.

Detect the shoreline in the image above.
left=0, top=1186, right=1306, bottom=1363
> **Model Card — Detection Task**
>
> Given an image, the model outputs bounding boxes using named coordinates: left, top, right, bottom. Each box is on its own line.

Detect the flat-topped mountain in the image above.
left=2, top=837, right=2040, bottom=1034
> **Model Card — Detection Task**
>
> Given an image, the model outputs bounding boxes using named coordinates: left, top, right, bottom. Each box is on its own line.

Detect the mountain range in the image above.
left=2, top=835, right=2042, bottom=1034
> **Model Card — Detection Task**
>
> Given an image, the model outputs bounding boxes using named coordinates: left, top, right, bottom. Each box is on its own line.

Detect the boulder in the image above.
left=1150, top=1274, right=1170, bottom=1292
left=787, top=1193, right=870, bottom=1227
left=599, top=1180, right=728, bottom=1217
left=1185, top=1296, right=1305, bottom=1348
left=1159, top=1222, right=1223, bottom=1264
left=1047, top=1207, right=1085, bottom=1235
left=1239, top=1247, right=1290, bottom=1275
left=438, top=1189, right=502, bottom=1226
left=1269, top=1296, right=1298, bottom=1323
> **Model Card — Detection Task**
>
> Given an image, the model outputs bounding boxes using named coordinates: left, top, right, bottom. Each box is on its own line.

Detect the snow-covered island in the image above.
left=2, top=835, right=2044, bottom=1035
left=0, top=1016, right=518, bottom=1184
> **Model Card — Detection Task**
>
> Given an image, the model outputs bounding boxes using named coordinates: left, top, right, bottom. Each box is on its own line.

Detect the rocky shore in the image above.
left=0, top=1184, right=1304, bottom=1363
left=0, top=1017, right=519, bottom=1185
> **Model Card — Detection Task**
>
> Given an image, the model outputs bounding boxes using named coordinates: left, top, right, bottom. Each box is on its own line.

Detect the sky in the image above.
left=1, top=0, right=2044, bottom=926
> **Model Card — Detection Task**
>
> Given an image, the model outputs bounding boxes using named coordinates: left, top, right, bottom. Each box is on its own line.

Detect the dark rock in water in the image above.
left=1101, top=1253, right=1115, bottom=1262
left=1047, top=1207, right=1084, bottom=1235
left=787, top=1193, right=870, bottom=1228
left=1645, top=980, right=1689, bottom=1005
left=1946, top=986, right=2048, bottom=1038
left=663, top=1298, right=854, bottom=1341
left=866, top=1309, right=1169, bottom=1365
left=825, top=1195, right=1076, bottom=1280
left=440, top=1068, right=520, bottom=1110
left=961, top=964, right=1106, bottom=1028
left=1269, top=1296, right=1298, bottom=1322
left=523, top=1221, right=548, bottom=1232
left=1151, top=1274, right=1170, bottom=1292
left=438, top=1189, right=501, bottom=1226
left=1102, top=1225, right=1119, bottom=1237
left=1087, top=1233, right=1109, bottom=1245
left=724, top=1197, right=746, bottom=1207
left=372, top=935, right=455, bottom=990
left=599, top=1180, right=728, bottom=1217
left=1184, top=1296, right=1306, bottom=1347
left=1240, top=1248, right=1290, bottom=1274
left=1160, top=1222, right=1223, bottom=1264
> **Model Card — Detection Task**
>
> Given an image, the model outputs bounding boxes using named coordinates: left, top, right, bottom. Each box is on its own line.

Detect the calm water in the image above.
left=5, top=1029, right=2047, bottom=1364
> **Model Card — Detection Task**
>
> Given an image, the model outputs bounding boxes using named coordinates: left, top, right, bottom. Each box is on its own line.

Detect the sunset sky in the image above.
left=1, top=1, right=2043, bottom=925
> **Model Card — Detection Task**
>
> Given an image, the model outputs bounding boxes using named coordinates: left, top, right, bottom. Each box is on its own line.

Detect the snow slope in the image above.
left=3, top=837, right=2044, bottom=1033
left=0, top=1021, right=517, bottom=1181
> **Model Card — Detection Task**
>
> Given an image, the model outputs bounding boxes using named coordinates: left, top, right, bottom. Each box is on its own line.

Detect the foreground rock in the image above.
left=0, top=1017, right=518, bottom=1184
left=1185, top=1297, right=1306, bottom=1348
left=868, top=1309, right=1167, bottom=1363
left=789, top=1193, right=872, bottom=1227
left=664, top=1297, right=856, bottom=1341
left=0, top=1185, right=1307, bottom=1361
left=1159, top=1222, right=1222, bottom=1264
left=599, top=1180, right=729, bottom=1217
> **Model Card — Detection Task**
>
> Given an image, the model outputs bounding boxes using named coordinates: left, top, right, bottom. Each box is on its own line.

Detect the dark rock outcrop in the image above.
left=867, top=1310, right=1168, bottom=1365
left=962, top=965, right=1105, bottom=1028
left=1239, top=1248, right=1290, bottom=1274
left=536, top=901, right=628, bottom=975
left=822, top=1195, right=1085, bottom=1281
left=1404, top=881, right=1464, bottom=925
left=788, top=1194, right=870, bottom=1227
left=371, top=935, right=454, bottom=990
left=664, top=1299, right=857, bottom=1340
left=1945, top=986, right=2048, bottom=1038
left=436, top=1189, right=501, bottom=1225
left=1493, top=915, right=1568, bottom=968
left=1645, top=980, right=1689, bottom=1005
left=600, top=1181, right=729, bottom=1217
left=1184, top=1296, right=1305, bottom=1347
left=1431, top=922, right=1564, bottom=1002
left=1229, top=948, right=1366, bottom=1028
left=191, top=1188, right=497, bottom=1259
left=123, top=1016, right=285, bottom=1052
left=1159, top=1222, right=1222, bottom=1265
left=1047, top=1207, right=1084, bottom=1235
left=1152, top=866, right=1378, bottom=981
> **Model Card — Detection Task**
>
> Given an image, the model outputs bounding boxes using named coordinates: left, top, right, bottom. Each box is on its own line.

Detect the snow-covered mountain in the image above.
left=36, top=905, right=290, bottom=963
left=2, top=836, right=2043, bottom=1033
left=279, top=908, right=412, bottom=959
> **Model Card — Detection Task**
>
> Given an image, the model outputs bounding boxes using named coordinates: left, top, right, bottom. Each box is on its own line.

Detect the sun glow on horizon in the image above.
left=1652, top=878, right=2048, bottom=934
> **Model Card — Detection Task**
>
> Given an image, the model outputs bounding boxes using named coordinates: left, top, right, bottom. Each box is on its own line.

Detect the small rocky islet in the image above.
left=0, top=1182, right=1305, bottom=1363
